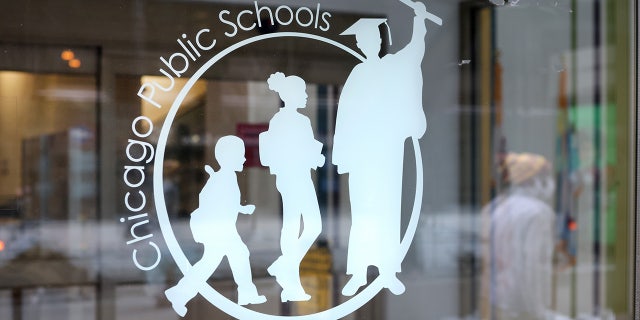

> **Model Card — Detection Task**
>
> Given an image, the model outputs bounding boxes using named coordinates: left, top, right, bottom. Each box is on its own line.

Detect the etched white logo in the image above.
left=122, top=1, right=441, bottom=319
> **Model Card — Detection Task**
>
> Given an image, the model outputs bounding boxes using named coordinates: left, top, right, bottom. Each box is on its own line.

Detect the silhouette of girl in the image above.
left=259, top=72, right=324, bottom=302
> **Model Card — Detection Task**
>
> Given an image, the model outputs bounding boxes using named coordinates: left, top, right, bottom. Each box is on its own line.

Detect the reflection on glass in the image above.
left=481, top=153, right=555, bottom=319
left=0, top=0, right=634, bottom=319
left=0, top=49, right=98, bottom=320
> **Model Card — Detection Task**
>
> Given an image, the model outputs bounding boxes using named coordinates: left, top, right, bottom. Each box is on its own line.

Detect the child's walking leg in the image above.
left=165, top=248, right=223, bottom=317
left=227, top=240, right=266, bottom=305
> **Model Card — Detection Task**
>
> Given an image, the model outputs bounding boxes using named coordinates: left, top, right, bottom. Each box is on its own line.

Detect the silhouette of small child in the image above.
left=165, top=136, right=266, bottom=317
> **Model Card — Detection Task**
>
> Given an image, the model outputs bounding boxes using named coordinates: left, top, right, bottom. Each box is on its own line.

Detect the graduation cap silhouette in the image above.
left=341, top=1, right=442, bottom=47
left=340, top=18, right=393, bottom=45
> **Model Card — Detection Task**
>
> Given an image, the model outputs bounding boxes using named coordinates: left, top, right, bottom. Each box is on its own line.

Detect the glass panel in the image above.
left=21, top=287, right=96, bottom=320
left=0, top=0, right=633, bottom=319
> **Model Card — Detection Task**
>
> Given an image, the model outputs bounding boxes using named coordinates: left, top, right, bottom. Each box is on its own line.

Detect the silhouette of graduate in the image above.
left=333, top=0, right=435, bottom=297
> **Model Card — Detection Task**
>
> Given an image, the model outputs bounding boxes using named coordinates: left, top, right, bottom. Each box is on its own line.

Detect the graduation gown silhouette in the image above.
left=333, top=14, right=427, bottom=277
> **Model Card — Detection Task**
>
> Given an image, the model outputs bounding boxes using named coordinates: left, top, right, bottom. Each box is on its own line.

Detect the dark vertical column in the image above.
left=635, top=0, right=640, bottom=313
left=330, top=84, right=342, bottom=309
left=317, top=84, right=329, bottom=242
left=570, top=0, right=580, bottom=317
left=629, top=2, right=640, bottom=319
left=94, top=45, right=107, bottom=320
left=458, top=2, right=484, bottom=318
left=592, top=0, right=603, bottom=315
left=604, top=0, right=632, bottom=315
left=12, top=288, right=22, bottom=320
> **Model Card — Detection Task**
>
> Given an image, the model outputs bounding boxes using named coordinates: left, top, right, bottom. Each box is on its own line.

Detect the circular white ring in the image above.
left=153, top=32, right=424, bottom=320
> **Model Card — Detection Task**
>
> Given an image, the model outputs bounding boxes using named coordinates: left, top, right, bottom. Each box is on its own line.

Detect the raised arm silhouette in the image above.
left=333, top=1, right=432, bottom=297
